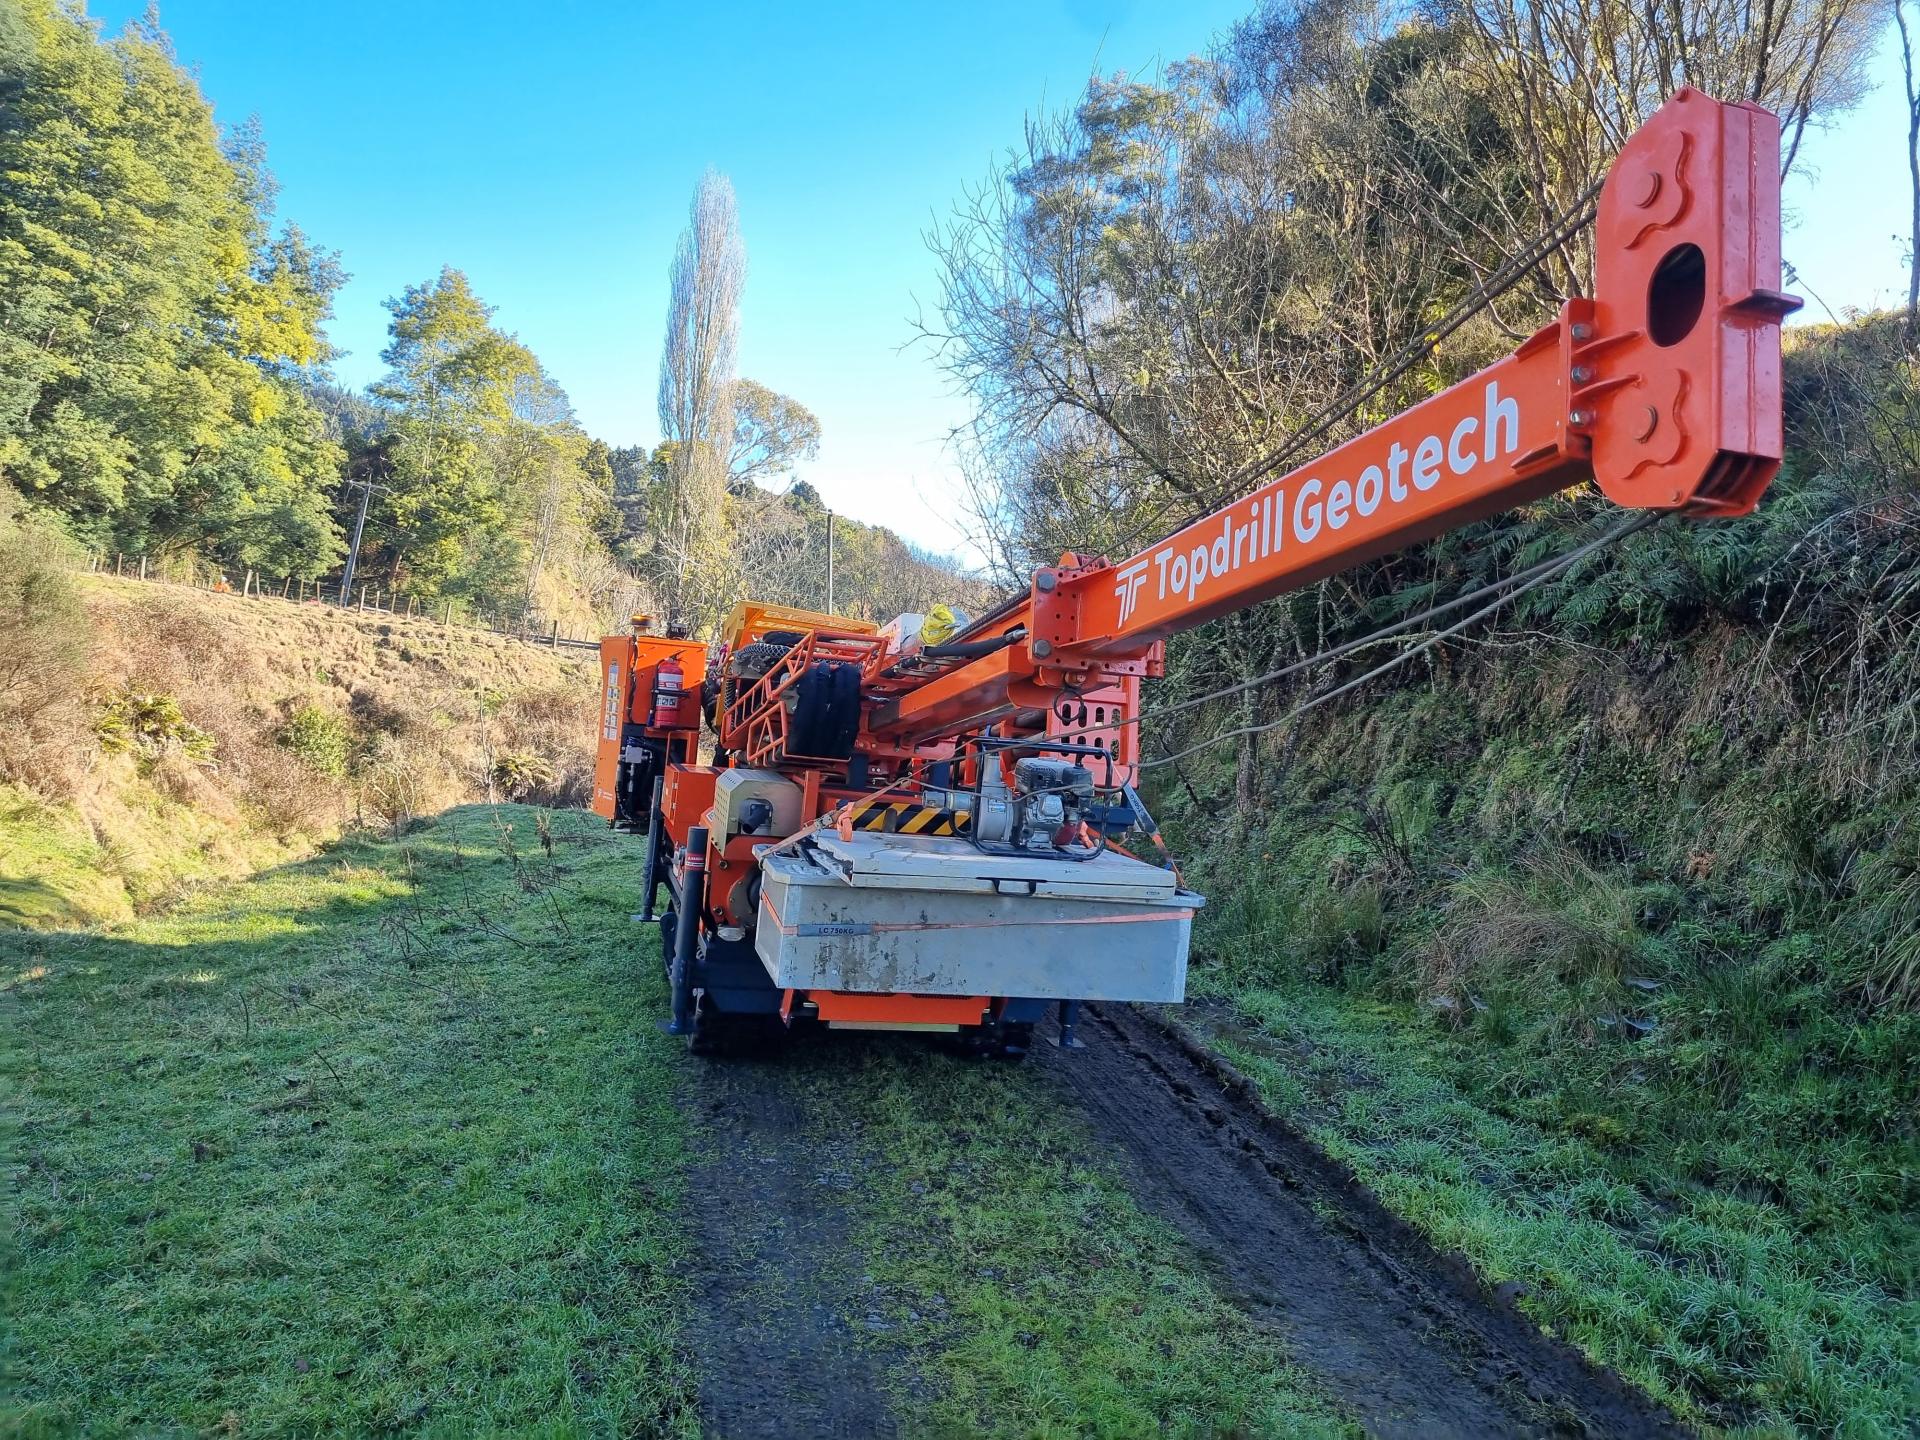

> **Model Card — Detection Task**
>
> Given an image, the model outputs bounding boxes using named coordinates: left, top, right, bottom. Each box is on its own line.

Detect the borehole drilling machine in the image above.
left=592, top=89, right=1798, bottom=1055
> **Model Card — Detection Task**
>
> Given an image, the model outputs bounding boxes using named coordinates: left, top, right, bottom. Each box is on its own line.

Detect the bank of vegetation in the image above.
left=930, top=0, right=1917, bottom=1432
left=0, top=495, right=600, bottom=928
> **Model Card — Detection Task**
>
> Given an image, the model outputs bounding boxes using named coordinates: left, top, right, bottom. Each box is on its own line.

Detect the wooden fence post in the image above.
left=443, top=600, right=453, bottom=626
left=138, top=556, right=147, bottom=581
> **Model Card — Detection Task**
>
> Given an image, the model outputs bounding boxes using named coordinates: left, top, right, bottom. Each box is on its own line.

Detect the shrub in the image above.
left=0, top=496, right=90, bottom=790
left=278, top=703, right=352, bottom=779
left=95, top=691, right=216, bottom=768
left=490, top=750, right=556, bottom=801
left=358, top=732, right=458, bottom=837
left=1424, top=846, right=1642, bottom=1002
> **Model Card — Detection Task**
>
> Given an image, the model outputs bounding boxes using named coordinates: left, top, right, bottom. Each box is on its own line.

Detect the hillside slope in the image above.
left=2, top=572, right=598, bottom=929
left=1161, top=469, right=1920, bottom=1432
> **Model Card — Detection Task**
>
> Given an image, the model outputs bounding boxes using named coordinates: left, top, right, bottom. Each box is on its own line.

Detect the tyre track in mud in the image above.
left=680, top=1055, right=901, bottom=1440
left=1033, top=1003, right=1690, bottom=1440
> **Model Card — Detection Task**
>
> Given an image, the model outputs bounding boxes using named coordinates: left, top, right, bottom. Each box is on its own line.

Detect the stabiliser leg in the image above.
left=664, top=825, right=707, bottom=1037
left=638, top=775, right=665, bottom=922
left=1050, top=999, right=1087, bottom=1051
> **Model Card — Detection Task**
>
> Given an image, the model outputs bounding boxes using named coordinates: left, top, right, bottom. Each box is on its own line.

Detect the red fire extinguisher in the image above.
left=650, top=657, right=689, bottom=728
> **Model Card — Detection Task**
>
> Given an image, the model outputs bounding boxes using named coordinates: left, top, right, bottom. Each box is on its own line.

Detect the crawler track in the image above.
left=1034, top=1003, right=1689, bottom=1439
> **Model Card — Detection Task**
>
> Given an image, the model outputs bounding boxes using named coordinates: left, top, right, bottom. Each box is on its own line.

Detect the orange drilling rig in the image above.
left=594, top=90, right=1797, bottom=1054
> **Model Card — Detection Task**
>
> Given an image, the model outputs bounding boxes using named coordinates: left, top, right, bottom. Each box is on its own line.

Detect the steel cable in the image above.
left=1134, top=510, right=1661, bottom=771
left=1216, top=176, right=1606, bottom=501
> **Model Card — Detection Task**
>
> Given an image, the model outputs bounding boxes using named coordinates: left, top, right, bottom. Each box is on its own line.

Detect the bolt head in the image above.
left=1570, top=322, right=1594, bottom=342
left=1034, top=570, right=1057, bottom=593
left=1571, top=364, right=1593, bottom=384
left=1570, top=409, right=1595, bottom=427
left=1032, top=638, right=1054, bottom=659
left=1632, top=404, right=1659, bottom=442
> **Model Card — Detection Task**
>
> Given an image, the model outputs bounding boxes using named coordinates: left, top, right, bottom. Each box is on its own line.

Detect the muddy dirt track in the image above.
left=680, top=1004, right=1690, bottom=1439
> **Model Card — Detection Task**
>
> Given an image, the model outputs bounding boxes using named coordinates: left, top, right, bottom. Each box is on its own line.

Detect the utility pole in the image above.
left=338, top=477, right=383, bottom=607
left=826, top=507, right=835, bottom=614
left=338, top=456, right=393, bottom=607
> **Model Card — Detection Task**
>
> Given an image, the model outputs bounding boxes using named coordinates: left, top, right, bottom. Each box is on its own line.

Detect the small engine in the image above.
left=973, top=756, right=1096, bottom=852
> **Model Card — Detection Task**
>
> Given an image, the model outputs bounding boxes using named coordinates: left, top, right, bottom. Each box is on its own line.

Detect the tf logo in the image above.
left=1111, top=558, right=1151, bottom=625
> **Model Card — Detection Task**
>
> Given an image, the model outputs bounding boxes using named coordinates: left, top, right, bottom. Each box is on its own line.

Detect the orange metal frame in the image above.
left=589, top=632, right=708, bottom=821
left=720, top=628, right=891, bottom=767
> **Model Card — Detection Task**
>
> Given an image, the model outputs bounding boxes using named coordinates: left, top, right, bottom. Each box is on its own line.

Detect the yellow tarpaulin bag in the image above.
left=921, top=604, right=961, bottom=646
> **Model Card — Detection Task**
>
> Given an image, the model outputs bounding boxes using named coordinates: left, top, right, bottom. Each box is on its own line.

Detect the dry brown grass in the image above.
left=2, top=575, right=603, bottom=911
left=1424, top=844, right=1644, bottom=1003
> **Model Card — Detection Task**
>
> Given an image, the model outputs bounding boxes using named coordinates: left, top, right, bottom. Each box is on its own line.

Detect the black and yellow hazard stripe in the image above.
left=844, top=800, right=972, bottom=836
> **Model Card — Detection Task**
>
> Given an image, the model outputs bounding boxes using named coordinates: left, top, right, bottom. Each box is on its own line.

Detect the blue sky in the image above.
left=95, top=1, right=1912, bottom=558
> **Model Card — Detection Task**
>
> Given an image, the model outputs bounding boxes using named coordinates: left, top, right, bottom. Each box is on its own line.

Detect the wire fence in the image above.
left=83, top=551, right=604, bottom=654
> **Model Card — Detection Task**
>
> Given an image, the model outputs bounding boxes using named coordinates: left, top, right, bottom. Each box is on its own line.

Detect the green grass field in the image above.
left=1199, top=984, right=1919, bottom=1437
left=3, top=806, right=1355, bottom=1438
left=3, top=807, right=698, bottom=1438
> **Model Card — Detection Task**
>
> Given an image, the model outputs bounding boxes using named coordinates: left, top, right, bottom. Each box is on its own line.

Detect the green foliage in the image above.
left=358, top=268, right=636, bottom=625
left=1160, top=396, right=1920, bottom=1429
left=368, top=268, right=535, bottom=601
left=0, top=490, right=87, bottom=744
left=0, top=2, right=345, bottom=574
left=276, top=702, right=351, bottom=780
left=728, top=378, right=821, bottom=490
left=95, top=690, right=215, bottom=767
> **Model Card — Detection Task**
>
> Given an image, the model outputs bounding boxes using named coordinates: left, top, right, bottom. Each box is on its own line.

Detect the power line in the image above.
left=1135, top=510, right=1661, bottom=771
left=1217, top=175, right=1606, bottom=501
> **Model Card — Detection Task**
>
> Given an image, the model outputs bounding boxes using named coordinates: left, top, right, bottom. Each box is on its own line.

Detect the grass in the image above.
left=1144, top=556, right=1920, bottom=1436
left=1, top=804, right=697, bottom=1438
left=0, top=573, right=603, bottom=937
left=812, top=1043, right=1358, bottom=1439
left=1168, top=649, right=1920, bottom=1437
left=0, top=787, right=134, bottom=929
left=4, top=792, right=1356, bottom=1440
left=1201, top=985, right=1918, bottom=1437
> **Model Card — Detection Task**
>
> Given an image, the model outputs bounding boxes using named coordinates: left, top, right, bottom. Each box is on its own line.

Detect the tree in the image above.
left=1441, top=0, right=1884, bottom=297
left=0, top=0, right=344, bottom=573
left=370, top=268, right=540, bottom=601
left=655, top=171, right=745, bottom=631
left=728, top=379, right=821, bottom=491
left=927, top=0, right=1883, bottom=824
left=1900, top=0, right=1919, bottom=341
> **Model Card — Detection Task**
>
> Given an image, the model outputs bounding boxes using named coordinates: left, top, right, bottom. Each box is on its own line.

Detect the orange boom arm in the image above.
left=868, top=88, right=1797, bottom=749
